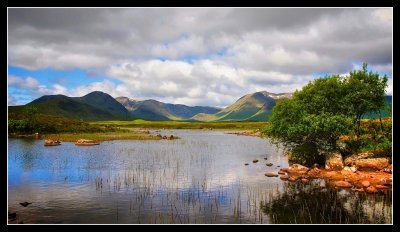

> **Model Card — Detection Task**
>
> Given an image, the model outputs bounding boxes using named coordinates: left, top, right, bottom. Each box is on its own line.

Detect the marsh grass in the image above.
left=44, top=132, right=161, bottom=142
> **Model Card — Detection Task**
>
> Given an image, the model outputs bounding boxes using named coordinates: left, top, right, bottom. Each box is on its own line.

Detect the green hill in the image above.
left=115, top=97, right=220, bottom=121
left=9, top=92, right=132, bottom=121
left=192, top=91, right=293, bottom=122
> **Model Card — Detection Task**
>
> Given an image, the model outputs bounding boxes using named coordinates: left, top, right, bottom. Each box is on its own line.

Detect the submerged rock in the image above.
left=335, top=180, right=352, bottom=188
left=253, top=160, right=259, bottom=163
left=245, top=163, right=249, bottom=166
left=361, top=180, right=370, bottom=188
left=266, top=163, right=273, bottom=166
left=351, top=188, right=364, bottom=192
left=365, top=186, right=378, bottom=193
left=280, top=175, right=289, bottom=181
left=75, top=139, right=100, bottom=146
left=265, top=172, right=279, bottom=177
left=301, top=178, right=309, bottom=183
left=19, top=202, right=32, bottom=207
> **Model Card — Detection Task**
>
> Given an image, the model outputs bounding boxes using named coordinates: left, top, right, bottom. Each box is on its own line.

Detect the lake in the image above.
left=8, top=130, right=392, bottom=224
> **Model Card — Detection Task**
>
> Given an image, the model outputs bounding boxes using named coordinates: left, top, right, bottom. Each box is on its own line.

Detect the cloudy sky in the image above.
left=8, top=8, right=392, bottom=107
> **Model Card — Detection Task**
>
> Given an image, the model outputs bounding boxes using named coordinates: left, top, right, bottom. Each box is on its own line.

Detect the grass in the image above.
left=44, top=131, right=162, bottom=142
left=91, top=119, right=268, bottom=130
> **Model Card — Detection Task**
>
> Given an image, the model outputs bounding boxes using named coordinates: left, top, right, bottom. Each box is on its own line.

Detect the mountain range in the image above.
left=8, top=91, right=391, bottom=122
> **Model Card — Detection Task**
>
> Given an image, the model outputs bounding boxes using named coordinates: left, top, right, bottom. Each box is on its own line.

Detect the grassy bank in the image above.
left=91, top=119, right=268, bottom=130
left=44, top=131, right=161, bottom=142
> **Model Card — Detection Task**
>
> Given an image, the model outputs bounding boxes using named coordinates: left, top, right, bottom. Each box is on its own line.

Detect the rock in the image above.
left=288, top=164, right=309, bottom=174
left=266, top=163, right=273, bottom=166
left=20, top=202, right=32, bottom=207
left=280, top=175, right=289, bottom=181
left=355, top=158, right=389, bottom=171
left=280, top=168, right=289, bottom=172
left=301, top=178, right=309, bottom=183
left=383, top=165, right=392, bottom=173
left=375, top=185, right=390, bottom=190
left=162, top=136, right=167, bottom=139
left=156, top=134, right=162, bottom=138
left=288, top=177, right=298, bottom=182
left=244, top=163, right=249, bottom=166
left=75, top=139, right=100, bottom=146
left=379, top=178, right=392, bottom=186
left=264, top=157, right=268, bottom=160
left=335, top=181, right=352, bottom=188
left=361, top=180, right=370, bottom=188
left=169, top=135, right=174, bottom=140
left=265, top=172, right=279, bottom=177
left=277, top=165, right=280, bottom=167
left=350, top=166, right=357, bottom=173
left=44, top=139, right=61, bottom=146
left=313, top=163, right=319, bottom=168
left=278, top=171, right=286, bottom=175
left=365, top=186, right=378, bottom=194
left=325, top=152, right=344, bottom=171
left=253, top=160, right=259, bottom=163
left=351, top=188, right=364, bottom=192
left=343, top=166, right=351, bottom=172
left=344, top=152, right=374, bottom=166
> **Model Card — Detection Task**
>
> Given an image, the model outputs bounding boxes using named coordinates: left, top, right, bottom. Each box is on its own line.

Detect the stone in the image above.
left=361, top=181, right=370, bottom=188
left=264, top=157, right=268, bottom=160
left=19, top=202, right=32, bottom=207
left=253, top=160, right=259, bottom=163
left=44, top=139, right=61, bottom=146
left=344, top=152, right=374, bottom=166
left=265, top=172, right=279, bottom=177
left=350, top=166, right=357, bottom=173
left=288, top=164, right=309, bottom=174
left=383, top=165, right=392, bottom=173
left=375, top=185, right=390, bottom=189
left=288, top=177, right=298, bottom=182
left=266, top=163, right=273, bottom=166
left=301, top=178, right=309, bottom=183
left=365, top=186, right=378, bottom=194
left=278, top=171, right=286, bottom=175
left=351, top=188, right=364, bottom=192
left=244, top=163, right=249, bottom=166
left=355, top=158, right=389, bottom=171
left=335, top=180, right=352, bottom=188
left=280, top=175, right=289, bottom=181
left=325, top=152, right=344, bottom=171
left=75, top=139, right=100, bottom=146
left=280, top=168, right=289, bottom=172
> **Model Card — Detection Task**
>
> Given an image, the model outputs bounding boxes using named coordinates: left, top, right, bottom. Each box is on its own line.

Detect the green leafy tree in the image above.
left=344, top=63, right=388, bottom=137
left=264, top=63, right=388, bottom=165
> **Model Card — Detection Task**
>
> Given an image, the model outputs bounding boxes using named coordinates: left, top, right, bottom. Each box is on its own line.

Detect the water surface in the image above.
left=8, top=130, right=391, bottom=224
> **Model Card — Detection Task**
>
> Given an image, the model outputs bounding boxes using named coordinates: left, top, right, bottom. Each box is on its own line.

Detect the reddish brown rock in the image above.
left=361, top=180, right=370, bottom=188
left=325, top=152, right=344, bottom=171
left=335, top=180, right=352, bottom=188
left=365, top=186, right=378, bottom=193
left=265, top=172, right=279, bottom=177
left=253, top=160, right=259, bottom=163
left=280, top=168, right=289, bottom=172
left=351, top=188, right=365, bottom=192
left=355, top=158, right=389, bottom=171
left=375, top=185, right=390, bottom=189
left=278, top=171, right=286, bottom=175
left=280, top=175, right=289, bottom=181
left=266, top=163, right=273, bottom=166
left=288, top=177, right=298, bottom=182
left=288, top=164, right=309, bottom=174
left=301, top=178, right=309, bottom=183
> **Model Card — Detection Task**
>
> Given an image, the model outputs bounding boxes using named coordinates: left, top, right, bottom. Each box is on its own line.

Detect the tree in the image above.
left=264, top=63, right=388, bottom=166
left=344, top=63, right=388, bottom=137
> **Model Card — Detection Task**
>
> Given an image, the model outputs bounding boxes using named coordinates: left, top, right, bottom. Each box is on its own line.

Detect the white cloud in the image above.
left=8, top=8, right=392, bottom=106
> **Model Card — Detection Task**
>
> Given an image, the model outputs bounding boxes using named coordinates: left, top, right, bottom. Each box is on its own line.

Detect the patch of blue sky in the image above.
left=8, top=66, right=120, bottom=89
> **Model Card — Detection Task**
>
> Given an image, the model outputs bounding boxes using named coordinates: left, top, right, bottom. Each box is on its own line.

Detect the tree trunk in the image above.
left=379, top=110, right=383, bottom=132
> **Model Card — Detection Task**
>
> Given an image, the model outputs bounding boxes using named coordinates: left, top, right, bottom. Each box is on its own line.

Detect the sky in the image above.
left=8, top=8, right=393, bottom=107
